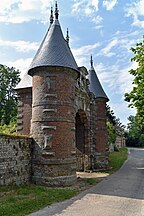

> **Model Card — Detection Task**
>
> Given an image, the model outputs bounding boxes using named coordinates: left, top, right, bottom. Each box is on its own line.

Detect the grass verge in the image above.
left=108, top=147, right=128, bottom=172
left=0, top=185, right=78, bottom=216
left=83, top=178, right=102, bottom=186
left=0, top=148, right=128, bottom=216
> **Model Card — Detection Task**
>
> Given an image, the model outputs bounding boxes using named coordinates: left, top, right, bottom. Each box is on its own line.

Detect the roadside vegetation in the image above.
left=0, top=186, right=78, bottom=216
left=0, top=64, right=20, bottom=135
left=108, top=147, right=128, bottom=172
left=0, top=147, right=128, bottom=216
left=125, top=35, right=144, bottom=147
left=0, top=179, right=104, bottom=216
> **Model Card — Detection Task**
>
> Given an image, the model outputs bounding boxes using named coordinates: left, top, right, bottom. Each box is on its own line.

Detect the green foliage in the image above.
left=114, top=145, right=119, bottom=152
left=108, top=148, right=127, bottom=172
left=0, top=64, right=20, bottom=125
left=0, top=118, right=17, bottom=135
left=83, top=178, right=100, bottom=186
left=0, top=185, right=78, bottom=216
left=125, top=35, right=144, bottom=127
left=139, top=134, right=144, bottom=146
left=125, top=115, right=144, bottom=147
left=106, top=105, right=117, bottom=125
left=106, top=121, right=116, bottom=144
left=106, top=106, right=125, bottom=149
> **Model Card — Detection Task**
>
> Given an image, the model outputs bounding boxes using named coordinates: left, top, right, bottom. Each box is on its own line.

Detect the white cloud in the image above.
left=73, top=43, right=100, bottom=56
left=108, top=101, right=136, bottom=125
left=125, top=0, right=144, bottom=28
left=103, top=0, right=118, bottom=11
left=98, top=39, right=118, bottom=57
left=72, top=0, right=99, bottom=14
left=0, top=39, right=39, bottom=52
left=94, top=25, right=103, bottom=30
left=72, top=0, right=102, bottom=27
left=91, top=0, right=99, bottom=11
left=72, top=43, right=100, bottom=66
left=92, top=15, right=103, bottom=24
left=118, top=61, right=138, bottom=95
left=0, top=0, right=53, bottom=23
left=4, top=58, right=33, bottom=77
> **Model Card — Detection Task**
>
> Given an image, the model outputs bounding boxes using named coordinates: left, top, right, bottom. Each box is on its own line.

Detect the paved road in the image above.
left=28, top=148, right=144, bottom=216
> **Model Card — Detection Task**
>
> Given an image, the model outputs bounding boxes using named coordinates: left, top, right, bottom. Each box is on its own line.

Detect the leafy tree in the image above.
left=106, top=105, right=125, bottom=147
left=125, top=35, right=144, bottom=127
left=106, top=105, right=117, bottom=125
left=106, top=121, right=116, bottom=145
left=0, top=64, right=20, bottom=125
left=125, top=115, right=144, bottom=147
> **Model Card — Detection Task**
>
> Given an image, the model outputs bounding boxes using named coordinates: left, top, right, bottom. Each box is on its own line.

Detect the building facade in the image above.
left=16, top=4, right=109, bottom=186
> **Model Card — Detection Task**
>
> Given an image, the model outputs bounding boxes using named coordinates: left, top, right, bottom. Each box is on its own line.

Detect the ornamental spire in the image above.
left=90, top=55, right=93, bottom=68
left=55, top=1, right=59, bottom=20
left=50, top=7, right=54, bottom=24
left=66, top=28, right=69, bottom=44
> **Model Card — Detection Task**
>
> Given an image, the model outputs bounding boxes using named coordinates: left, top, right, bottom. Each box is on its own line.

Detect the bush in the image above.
left=114, top=145, right=119, bottom=152
left=0, top=118, right=17, bottom=135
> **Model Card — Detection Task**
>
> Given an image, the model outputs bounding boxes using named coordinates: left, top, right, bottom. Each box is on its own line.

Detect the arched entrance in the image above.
left=75, top=110, right=88, bottom=171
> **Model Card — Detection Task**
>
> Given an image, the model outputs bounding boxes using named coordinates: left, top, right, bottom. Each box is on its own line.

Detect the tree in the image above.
left=0, top=64, right=20, bottom=125
left=106, top=121, right=116, bottom=145
left=106, top=105, right=117, bottom=125
left=106, top=105, right=125, bottom=147
left=125, top=35, right=144, bottom=127
left=125, top=115, right=144, bottom=147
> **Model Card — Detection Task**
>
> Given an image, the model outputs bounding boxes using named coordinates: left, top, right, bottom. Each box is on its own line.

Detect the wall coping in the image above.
left=0, top=133, right=32, bottom=140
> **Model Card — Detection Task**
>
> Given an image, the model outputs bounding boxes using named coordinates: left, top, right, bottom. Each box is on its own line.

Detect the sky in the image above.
left=0, top=0, right=144, bottom=126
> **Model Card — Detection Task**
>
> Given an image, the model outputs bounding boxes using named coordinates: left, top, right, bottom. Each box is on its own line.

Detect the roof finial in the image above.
left=50, top=7, right=54, bottom=24
left=55, top=1, right=59, bottom=20
left=90, top=55, right=93, bottom=67
left=66, top=28, right=69, bottom=45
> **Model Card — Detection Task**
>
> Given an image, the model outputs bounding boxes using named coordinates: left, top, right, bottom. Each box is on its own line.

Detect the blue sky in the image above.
left=1, top=0, right=144, bottom=125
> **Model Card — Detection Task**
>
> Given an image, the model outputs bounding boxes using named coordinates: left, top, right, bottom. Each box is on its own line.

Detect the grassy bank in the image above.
left=0, top=148, right=128, bottom=216
left=0, top=185, right=78, bottom=216
left=108, top=147, right=128, bottom=172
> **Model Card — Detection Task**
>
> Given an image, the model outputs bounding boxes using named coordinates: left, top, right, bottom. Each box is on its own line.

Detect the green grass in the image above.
left=108, top=147, right=128, bottom=172
left=0, top=185, right=78, bottom=216
left=83, top=178, right=101, bottom=186
left=0, top=148, right=128, bottom=216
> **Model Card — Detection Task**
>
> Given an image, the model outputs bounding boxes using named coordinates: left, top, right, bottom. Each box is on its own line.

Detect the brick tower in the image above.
left=89, top=56, right=109, bottom=169
left=16, top=3, right=110, bottom=184
left=28, top=3, right=79, bottom=186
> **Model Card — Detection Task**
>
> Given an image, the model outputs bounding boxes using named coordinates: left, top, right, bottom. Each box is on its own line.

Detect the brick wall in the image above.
left=17, top=87, right=32, bottom=135
left=30, top=66, right=78, bottom=186
left=90, top=97, right=108, bottom=170
left=0, top=135, right=32, bottom=186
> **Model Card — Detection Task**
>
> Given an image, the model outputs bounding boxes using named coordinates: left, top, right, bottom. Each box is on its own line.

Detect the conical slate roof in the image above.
left=28, top=7, right=78, bottom=75
left=89, top=57, right=109, bottom=101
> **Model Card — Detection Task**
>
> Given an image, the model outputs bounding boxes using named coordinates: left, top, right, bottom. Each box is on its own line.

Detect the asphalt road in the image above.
left=28, top=148, right=144, bottom=216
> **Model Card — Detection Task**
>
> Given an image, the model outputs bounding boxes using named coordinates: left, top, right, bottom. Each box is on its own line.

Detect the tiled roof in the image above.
left=28, top=19, right=78, bottom=75
left=16, top=73, right=32, bottom=89
left=89, top=64, right=109, bottom=101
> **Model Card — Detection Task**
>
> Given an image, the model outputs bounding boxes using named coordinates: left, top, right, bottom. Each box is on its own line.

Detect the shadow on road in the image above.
left=28, top=148, right=144, bottom=216
left=87, top=148, right=144, bottom=200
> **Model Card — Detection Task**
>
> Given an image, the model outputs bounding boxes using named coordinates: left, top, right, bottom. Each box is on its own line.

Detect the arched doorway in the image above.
left=75, top=110, right=88, bottom=171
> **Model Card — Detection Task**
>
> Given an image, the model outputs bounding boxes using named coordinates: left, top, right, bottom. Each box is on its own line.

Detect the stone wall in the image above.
left=0, top=134, right=32, bottom=186
left=115, top=135, right=126, bottom=148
